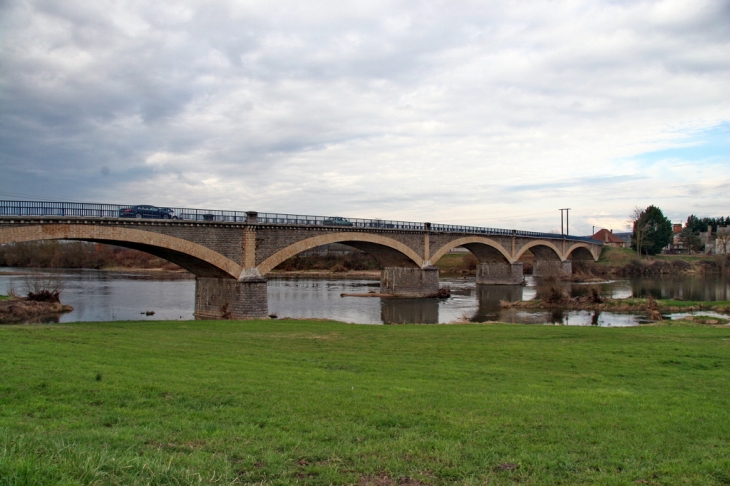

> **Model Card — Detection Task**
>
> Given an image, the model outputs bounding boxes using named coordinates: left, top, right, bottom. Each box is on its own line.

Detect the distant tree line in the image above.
left=684, top=215, right=730, bottom=234
left=0, top=241, right=181, bottom=270
left=276, top=252, right=381, bottom=272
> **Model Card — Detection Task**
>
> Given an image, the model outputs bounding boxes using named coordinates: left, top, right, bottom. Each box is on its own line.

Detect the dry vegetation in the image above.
left=594, top=246, right=729, bottom=276
left=0, top=241, right=182, bottom=271
left=273, top=252, right=382, bottom=273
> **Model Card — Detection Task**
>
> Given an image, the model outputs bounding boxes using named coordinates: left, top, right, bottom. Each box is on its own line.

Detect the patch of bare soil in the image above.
left=0, top=298, right=73, bottom=323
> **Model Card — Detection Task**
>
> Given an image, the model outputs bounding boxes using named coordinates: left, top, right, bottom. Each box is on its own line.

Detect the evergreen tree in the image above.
left=632, top=205, right=672, bottom=255
left=686, top=215, right=730, bottom=233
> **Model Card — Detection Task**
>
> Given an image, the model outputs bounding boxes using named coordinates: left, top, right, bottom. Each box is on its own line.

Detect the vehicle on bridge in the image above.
left=322, top=216, right=353, bottom=227
left=119, top=205, right=177, bottom=219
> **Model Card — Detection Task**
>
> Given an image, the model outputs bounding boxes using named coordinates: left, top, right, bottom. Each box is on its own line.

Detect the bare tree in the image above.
left=629, top=207, right=649, bottom=256
left=22, top=272, right=64, bottom=302
left=678, top=226, right=703, bottom=254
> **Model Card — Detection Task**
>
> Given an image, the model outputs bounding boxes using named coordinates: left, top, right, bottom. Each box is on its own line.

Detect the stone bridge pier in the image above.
left=194, top=276, right=268, bottom=319
left=380, top=267, right=440, bottom=297
left=533, top=260, right=572, bottom=277
left=476, top=262, right=524, bottom=285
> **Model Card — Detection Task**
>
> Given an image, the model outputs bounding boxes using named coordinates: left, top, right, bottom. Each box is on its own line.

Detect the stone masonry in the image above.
left=533, top=260, right=572, bottom=277
left=380, top=267, right=440, bottom=297
left=476, top=262, right=524, bottom=285
left=194, top=277, right=268, bottom=319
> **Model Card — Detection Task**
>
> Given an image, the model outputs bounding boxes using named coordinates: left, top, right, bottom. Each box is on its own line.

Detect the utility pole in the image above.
left=559, top=208, right=571, bottom=236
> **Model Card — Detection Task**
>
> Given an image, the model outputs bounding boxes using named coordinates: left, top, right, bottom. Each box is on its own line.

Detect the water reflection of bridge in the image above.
left=380, top=285, right=527, bottom=325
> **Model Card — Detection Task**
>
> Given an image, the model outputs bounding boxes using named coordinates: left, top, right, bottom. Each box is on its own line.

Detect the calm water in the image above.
left=1, top=268, right=728, bottom=326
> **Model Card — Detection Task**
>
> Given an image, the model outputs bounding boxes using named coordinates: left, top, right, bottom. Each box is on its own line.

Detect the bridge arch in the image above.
left=514, top=240, right=564, bottom=262
left=565, top=242, right=600, bottom=261
left=0, top=224, right=243, bottom=279
left=256, top=232, right=424, bottom=275
left=430, top=237, right=513, bottom=265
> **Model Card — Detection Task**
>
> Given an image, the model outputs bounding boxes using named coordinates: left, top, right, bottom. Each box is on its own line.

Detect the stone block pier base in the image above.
left=194, top=277, right=268, bottom=319
left=381, top=267, right=440, bottom=297
left=533, top=260, right=572, bottom=278
left=476, top=262, right=524, bottom=285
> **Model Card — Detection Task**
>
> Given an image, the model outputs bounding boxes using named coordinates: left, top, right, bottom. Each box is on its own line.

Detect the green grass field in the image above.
left=1, top=320, right=729, bottom=485
left=433, top=253, right=475, bottom=274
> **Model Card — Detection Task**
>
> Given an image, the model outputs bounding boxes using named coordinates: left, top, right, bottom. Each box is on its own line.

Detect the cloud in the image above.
left=1, top=0, right=729, bottom=234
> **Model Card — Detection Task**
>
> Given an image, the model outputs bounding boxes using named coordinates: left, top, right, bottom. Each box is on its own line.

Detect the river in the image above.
left=1, top=268, right=728, bottom=325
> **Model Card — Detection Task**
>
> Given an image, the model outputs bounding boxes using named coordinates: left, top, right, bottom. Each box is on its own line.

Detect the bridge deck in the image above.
left=0, top=201, right=601, bottom=244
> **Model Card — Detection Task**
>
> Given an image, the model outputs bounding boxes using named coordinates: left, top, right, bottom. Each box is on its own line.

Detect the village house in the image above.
left=591, top=228, right=627, bottom=248
left=666, top=223, right=685, bottom=254
left=701, top=226, right=730, bottom=255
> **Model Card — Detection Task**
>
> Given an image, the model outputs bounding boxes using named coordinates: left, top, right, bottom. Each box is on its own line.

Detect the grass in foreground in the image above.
left=1, top=320, right=729, bottom=485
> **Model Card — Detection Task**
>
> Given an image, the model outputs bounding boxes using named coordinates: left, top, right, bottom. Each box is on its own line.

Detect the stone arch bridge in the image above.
left=0, top=205, right=602, bottom=319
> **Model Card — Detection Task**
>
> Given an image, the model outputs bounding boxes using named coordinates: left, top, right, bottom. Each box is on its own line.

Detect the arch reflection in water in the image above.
left=471, top=284, right=524, bottom=322
left=380, top=297, right=439, bottom=324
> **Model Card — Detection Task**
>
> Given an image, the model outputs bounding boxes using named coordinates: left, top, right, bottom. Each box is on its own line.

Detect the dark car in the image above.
left=322, top=216, right=353, bottom=227
left=119, top=205, right=177, bottom=219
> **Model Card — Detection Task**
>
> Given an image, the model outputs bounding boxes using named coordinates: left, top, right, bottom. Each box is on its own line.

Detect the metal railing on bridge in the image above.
left=0, top=200, right=601, bottom=244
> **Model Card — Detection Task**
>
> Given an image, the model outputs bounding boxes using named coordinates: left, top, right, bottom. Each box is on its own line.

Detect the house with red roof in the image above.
left=591, top=229, right=627, bottom=248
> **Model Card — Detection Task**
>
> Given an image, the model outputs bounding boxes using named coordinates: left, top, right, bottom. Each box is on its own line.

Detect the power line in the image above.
left=0, top=191, right=62, bottom=202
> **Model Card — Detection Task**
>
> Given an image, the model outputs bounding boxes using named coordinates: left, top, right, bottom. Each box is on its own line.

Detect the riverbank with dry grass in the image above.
left=0, top=295, right=73, bottom=323
left=581, top=246, right=729, bottom=277
left=269, top=269, right=381, bottom=279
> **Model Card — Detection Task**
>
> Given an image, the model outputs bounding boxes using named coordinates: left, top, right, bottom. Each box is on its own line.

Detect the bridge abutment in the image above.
left=380, top=267, right=440, bottom=297
left=194, top=276, right=268, bottom=320
left=533, top=260, right=572, bottom=278
left=476, top=262, right=524, bottom=285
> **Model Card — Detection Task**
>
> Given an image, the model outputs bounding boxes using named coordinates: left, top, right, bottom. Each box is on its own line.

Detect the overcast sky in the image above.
left=1, top=0, right=728, bottom=235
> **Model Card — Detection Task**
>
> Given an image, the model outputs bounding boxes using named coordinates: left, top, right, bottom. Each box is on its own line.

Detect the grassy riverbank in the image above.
left=588, top=247, right=729, bottom=276
left=2, top=320, right=730, bottom=485
left=507, top=295, right=730, bottom=318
